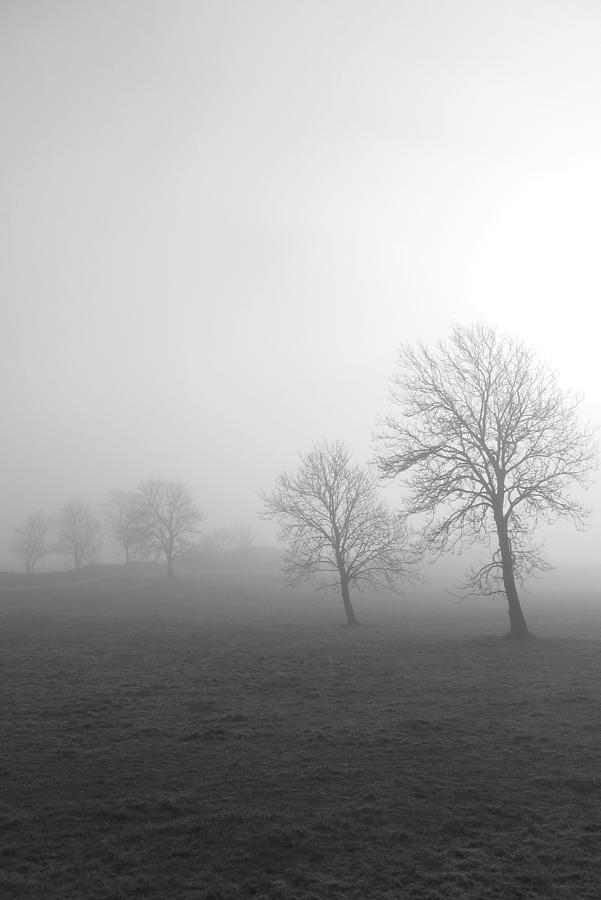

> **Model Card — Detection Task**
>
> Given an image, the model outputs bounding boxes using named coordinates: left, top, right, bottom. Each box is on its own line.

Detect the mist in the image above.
left=3, top=0, right=601, bottom=575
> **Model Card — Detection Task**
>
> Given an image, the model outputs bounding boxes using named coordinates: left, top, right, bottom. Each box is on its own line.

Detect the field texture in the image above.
left=3, top=575, right=601, bottom=898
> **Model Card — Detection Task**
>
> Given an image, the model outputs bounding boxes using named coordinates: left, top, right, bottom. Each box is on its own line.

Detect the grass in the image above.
left=2, top=572, right=601, bottom=897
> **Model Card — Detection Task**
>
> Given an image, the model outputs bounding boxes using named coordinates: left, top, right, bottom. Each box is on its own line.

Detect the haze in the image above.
left=3, top=1, right=600, bottom=572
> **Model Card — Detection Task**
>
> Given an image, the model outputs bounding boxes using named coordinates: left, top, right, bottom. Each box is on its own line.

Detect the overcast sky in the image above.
left=2, top=1, right=600, bottom=569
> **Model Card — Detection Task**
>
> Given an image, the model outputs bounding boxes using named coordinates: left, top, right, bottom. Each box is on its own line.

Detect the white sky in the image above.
left=2, top=1, right=600, bottom=568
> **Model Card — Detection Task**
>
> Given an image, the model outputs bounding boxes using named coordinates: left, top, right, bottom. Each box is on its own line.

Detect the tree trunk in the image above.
left=340, top=573, right=359, bottom=626
left=496, top=518, right=533, bottom=640
left=166, top=553, right=174, bottom=578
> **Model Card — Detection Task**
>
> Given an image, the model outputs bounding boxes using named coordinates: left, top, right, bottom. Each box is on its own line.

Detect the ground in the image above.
left=2, top=571, right=601, bottom=898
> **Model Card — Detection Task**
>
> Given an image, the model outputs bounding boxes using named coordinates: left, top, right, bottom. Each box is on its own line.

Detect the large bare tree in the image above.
left=11, top=511, right=52, bottom=574
left=262, top=440, right=416, bottom=626
left=136, top=479, right=204, bottom=577
left=55, top=501, right=101, bottom=571
left=105, top=490, right=147, bottom=565
left=377, top=322, right=597, bottom=639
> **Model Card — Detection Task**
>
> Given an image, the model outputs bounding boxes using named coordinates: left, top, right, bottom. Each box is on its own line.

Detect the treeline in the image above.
left=9, top=322, right=598, bottom=639
left=10, top=479, right=255, bottom=578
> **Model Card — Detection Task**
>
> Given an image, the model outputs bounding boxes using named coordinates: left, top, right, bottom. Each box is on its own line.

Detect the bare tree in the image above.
left=200, top=524, right=256, bottom=555
left=232, top=523, right=256, bottom=553
left=11, top=511, right=52, bottom=574
left=105, top=490, right=146, bottom=565
left=202, top=527, right=232, bottom=553
left=55, top=501, right=101, bottom=571
left=261, top=440, right=416, bottom=626
left=377, top=322, right=597, bottom=639
left=136, top=479, right=205, bottom=577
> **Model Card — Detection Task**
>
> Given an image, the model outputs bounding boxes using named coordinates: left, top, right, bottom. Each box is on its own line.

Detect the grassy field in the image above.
left=2, top=570, right=601, bottom=898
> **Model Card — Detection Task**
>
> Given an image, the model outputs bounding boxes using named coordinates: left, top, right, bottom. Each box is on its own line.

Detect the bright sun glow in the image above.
left=469, top=162, right=601, bottom=398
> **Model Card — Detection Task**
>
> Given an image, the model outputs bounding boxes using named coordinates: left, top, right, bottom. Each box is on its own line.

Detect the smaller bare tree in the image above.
left=105, top=490, right=147, bottom=565
left=11, top=511, right=52, bottom=574
left=137, top=479, right=205, bottom=577
left=55, top=501, right=101, bottom=571
left=261, top=440, right=417, bottom=625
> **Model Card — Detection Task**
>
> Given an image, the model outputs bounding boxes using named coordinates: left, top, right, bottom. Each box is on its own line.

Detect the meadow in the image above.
left=2, top=563, right=601, bottom=899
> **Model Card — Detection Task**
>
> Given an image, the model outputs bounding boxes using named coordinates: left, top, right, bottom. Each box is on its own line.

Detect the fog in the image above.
left=3, top=1, right=601, bottom=578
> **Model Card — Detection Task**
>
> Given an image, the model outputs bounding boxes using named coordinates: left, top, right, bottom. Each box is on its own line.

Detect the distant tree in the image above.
left=202, top=527, right=232, bottom=553
left=377, top=322, right=598, bottom=639
left=232, top=523, right=256, bottom=553
left=136, top=479, right=205, bottom=577
left=105, top=490, right=146, bottom=565
left=261, top=440, right=416, bottom=626
left=200, top=524, right=256, bottom=555
left=11, top=511, right=52, bottom=574
left=55, top=501, right=101, bottom=571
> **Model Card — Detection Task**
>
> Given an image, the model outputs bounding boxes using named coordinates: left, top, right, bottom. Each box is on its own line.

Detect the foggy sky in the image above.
left=2, top=1, right=600, bottom=569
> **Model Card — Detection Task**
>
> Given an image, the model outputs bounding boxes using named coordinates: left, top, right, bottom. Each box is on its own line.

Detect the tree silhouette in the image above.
left=11, top=511, right=51, bottom=574
left=377, top=322, right=597, bottom=639
left=55, top=501, right=101, bottom=571
left=105, top=490, right=147, bottom=565
left=136, top=480, right=204, bottom=577
left=262, top=440, right=416, bottom=625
